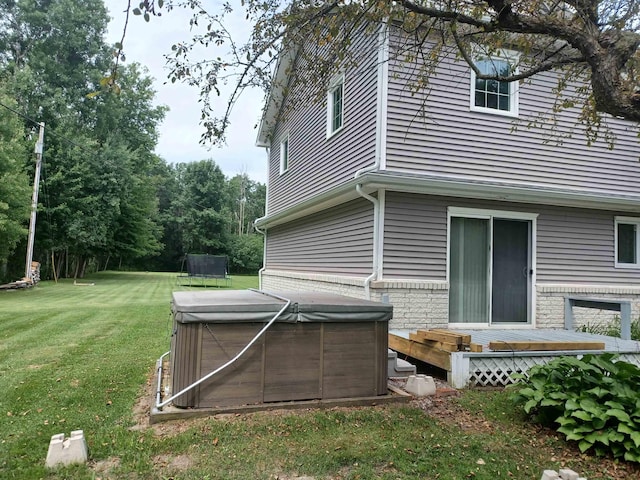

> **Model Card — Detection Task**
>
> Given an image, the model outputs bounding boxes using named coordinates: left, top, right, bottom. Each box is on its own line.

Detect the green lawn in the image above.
left=0, top=272, right=637, bottom=479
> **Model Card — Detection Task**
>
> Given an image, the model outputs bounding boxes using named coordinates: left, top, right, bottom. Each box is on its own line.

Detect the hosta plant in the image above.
left=511, top=353, right=640, bottom=462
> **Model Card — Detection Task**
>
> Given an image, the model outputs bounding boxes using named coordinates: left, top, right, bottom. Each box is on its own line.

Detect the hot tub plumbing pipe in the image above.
left=155, top=290, right=291, bottom=410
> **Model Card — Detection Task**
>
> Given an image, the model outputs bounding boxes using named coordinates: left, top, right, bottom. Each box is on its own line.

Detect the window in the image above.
left=470, top=53, right=518, bottom=116
left=279, top=134, right=289, bottom=175
left=327, top=74, right=344, bottom=137
left=615, top=217, right=640, bottom=267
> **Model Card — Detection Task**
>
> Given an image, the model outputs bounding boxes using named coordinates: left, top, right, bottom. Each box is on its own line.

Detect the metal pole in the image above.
left=25, top=122, right=44, bottom=282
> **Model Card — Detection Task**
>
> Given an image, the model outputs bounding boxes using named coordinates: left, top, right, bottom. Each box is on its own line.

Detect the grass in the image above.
left=0, top=272, right=638, bottom=479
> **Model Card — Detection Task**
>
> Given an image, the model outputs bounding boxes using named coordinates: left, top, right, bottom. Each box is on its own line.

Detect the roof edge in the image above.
left=255, top=171, right=640, bottom=229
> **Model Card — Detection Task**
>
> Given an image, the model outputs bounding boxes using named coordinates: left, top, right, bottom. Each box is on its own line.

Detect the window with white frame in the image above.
left=615, top=217, right=640, bottom=267
left=470, top=53, right=519, bottom=116
left=327, top=74, right=344, bottom=137
left=279, top=134, right=289, bottom=175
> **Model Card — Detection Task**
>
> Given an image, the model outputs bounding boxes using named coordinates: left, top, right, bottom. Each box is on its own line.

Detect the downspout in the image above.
left=355, top=185, right=379, bottom=300
left=255, top=147, right=270, bottom=290
left=354, top=22, right=388, bottom=300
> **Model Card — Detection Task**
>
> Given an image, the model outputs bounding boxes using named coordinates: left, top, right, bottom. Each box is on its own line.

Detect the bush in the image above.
left=227, top=234, right=263, bottom=274
left=511, top=353, right=640, bottom=462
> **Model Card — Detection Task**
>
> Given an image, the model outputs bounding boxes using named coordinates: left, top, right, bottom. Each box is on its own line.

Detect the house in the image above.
left=254, top=21, right=640, bottom=332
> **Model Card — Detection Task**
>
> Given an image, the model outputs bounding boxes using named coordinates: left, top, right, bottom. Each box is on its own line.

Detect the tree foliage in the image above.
left=0, top=87, right=30, bottom=274
left=131, top=0, right=640, bottom=144
left=0, top=0, right=267, bottom=280
left=155, top=160, right=265, bottom=272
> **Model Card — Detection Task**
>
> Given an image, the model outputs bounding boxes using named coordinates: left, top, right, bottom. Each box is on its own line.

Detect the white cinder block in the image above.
left=404, top=374, right=436, bottom=396
left=559, top=469, right=579, bottom=480
left=45, top=430, right=88, bottom=468
left=540, top=471, right=560, bottom=480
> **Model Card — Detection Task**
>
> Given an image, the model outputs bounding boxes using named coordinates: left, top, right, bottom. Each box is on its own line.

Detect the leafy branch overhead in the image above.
left=128, top=0, right=640, bottom=144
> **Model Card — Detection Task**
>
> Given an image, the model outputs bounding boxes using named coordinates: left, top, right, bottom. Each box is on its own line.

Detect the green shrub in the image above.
left=511, top=353, right=640, bottom=462
left=577, top=316, right=640, bottom=341
left=227, top=234, right=263, bottom=274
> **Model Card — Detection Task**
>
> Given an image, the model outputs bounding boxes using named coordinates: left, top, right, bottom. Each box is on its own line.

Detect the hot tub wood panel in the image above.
left=264, top=323, right=322, bottom=402
left=322, top=323, right=379, bottom=399
left=170, top=322, right=201, bottom=407
left=197, top=324, right=265, bottom=408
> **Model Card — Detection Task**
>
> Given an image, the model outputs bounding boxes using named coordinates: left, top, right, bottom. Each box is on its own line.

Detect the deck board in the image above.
left=389, top=328, right=640, bottom=388
left=390, top=328, right=640, bottom=353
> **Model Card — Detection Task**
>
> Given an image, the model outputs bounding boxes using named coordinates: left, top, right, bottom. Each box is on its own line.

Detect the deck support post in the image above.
left=449, top=352, right=469, bottom=389
left=621, top=302, right=632, bottom=341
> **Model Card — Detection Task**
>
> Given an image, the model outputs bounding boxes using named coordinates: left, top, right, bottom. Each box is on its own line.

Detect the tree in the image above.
left=226, top=173, right=266, bottom=236
left=132, top=0, right=640, bottom=144
left=0, top=0, right=168, bottom=278
left=165, top=159, right=231, bottom=257
left=0, top=88, right=30, bottom=279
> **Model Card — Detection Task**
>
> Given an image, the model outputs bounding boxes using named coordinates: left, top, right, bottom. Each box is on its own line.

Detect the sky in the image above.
left=105, top=2, right=269, bottom=183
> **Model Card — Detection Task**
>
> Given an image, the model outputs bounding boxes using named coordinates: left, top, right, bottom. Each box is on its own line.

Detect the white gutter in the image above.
left=354, top=22, right=389, bottom=299
left=355, top=185, right=379, bottom=300
left=254, top=147, right=270, bottom=290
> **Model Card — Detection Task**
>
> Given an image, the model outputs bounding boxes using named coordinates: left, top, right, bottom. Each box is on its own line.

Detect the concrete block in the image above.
left=559, top=469, right=579, bottom=480
left=541, top=471, right=560, bottom=480
left=404, top=374, right=436, bottom=396
left=45, top=430, right=88, bottom=468
left=388, top=349, right=416, bottom=378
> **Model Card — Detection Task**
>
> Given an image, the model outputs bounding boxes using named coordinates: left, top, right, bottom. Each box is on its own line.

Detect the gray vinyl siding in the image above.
left=266, top=198, right=374, bottom=275
left=384, top=192, right=640, bottom=285
left=385, top=32, right=640, bottom=197
left=266, top=29, right=380, bottom=216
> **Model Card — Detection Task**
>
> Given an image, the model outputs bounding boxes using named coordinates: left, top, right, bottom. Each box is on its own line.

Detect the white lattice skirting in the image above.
left=450, top=352, right=640, bottom=388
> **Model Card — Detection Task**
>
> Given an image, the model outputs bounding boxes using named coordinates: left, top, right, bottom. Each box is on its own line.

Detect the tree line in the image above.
left=0, top=0, right=265, bottom=282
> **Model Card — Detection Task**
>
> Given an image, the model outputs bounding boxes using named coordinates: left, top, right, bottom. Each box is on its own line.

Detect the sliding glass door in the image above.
left=449, top=217, right=490, bottom=323
left=449, top=211, right=533, bottom=326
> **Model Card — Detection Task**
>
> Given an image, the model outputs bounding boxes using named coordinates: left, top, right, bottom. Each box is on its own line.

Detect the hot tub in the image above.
left=168, top=290, right=392, bottom=409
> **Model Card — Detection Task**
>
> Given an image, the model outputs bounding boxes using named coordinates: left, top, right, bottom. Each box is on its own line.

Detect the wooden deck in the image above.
left=389, top=328, right=640, bottom=388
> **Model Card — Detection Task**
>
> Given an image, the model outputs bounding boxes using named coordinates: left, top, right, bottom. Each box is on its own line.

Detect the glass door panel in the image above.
left=491, top=219, right=530, bottom=323
left=449, top=217, right=489, bottom=323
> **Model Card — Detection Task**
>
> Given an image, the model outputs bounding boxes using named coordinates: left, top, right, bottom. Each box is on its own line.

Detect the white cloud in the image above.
left=105, top=2, right=268, bottom=183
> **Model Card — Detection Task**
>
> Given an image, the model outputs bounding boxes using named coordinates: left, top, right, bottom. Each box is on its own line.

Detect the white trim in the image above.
left=615, top=216, right=640, bottom=269
left=469, top=50, right=519, bottom=117
left=326, top=73, right=345, bottom=139
left=537, top=283, right=640, bottom=294
left=448, top=323, right=536, bottom=330
left=256, top=47, right=298, bottom=147
left=255, top=171, right=640, bottom=230
left=447, top=206, right=538, bottom=328
left=375, top=23, right=389, bottom=171
left=279, top=133, right=289, bottom=175
left=448, top=207, right=538, bottom=221
left=370, top=279, right=448, bottom=289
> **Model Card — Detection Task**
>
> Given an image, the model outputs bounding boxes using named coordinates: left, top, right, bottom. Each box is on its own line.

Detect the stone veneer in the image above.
left=261, top=270, right=640, bottom=330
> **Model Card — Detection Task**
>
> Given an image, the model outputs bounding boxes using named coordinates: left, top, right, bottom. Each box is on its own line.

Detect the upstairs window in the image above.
left=279, top=134, right=289, bottom=175
left=470, top=53, right=518, bottom=116
left=327, top=74, right=344, bottom=137
left=616, top=217, right=640, bottom=267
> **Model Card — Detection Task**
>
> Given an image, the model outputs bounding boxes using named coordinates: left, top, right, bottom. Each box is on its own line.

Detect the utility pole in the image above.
left=25, top=122, right=44, bottom=282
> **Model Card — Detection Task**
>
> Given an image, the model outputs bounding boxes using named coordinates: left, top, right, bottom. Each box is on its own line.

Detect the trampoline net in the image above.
left=185, top=254, right=228, bottom=278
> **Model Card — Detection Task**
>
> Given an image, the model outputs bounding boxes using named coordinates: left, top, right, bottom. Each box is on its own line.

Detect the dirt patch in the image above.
left=270, top=476, right=316, bottom=480
left=152, top=454, right=194, bottom=472
left=90, top=456, right=120, bottom=479
left=130, top=367, right=214, bottom=437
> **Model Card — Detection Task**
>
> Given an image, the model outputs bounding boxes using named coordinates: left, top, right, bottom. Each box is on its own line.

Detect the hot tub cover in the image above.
left=172, top=290, right=392, bottom=324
